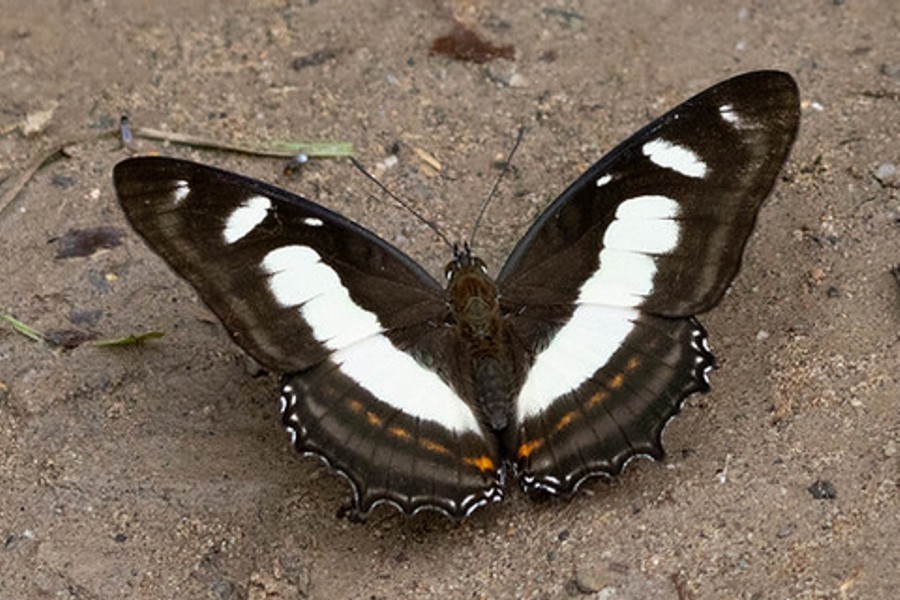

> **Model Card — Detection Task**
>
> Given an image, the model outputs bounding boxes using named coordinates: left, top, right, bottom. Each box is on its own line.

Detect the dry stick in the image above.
left=132, top=126, right=353, bottom=158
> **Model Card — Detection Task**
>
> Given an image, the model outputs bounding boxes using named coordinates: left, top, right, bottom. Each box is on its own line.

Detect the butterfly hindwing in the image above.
left=281, top=317, right=504, bottom=518
left=114, top=157, right=503, bottom=518
left=512, top=313, right=713, bottom=494
left=282, top=333, right=504, bottom=518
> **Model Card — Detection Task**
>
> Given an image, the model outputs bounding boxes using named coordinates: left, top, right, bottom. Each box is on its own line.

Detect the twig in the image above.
left=132, top=126, right=353, bottom=158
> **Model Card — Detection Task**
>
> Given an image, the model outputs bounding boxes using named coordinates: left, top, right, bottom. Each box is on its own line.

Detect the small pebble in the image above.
left=572, top=563, right=609, bottom=594
left=776, top=525, right=793, bottom=539
left=808, top=479, right=837, bottom=500
left=874, top=163, right=897, bottom=187
left=880, top=63, right=900, bottom=79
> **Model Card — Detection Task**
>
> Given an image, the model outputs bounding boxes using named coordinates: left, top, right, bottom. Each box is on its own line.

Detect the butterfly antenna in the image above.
left=469, top=127, right=525, bottom=249
left=350, top=157, right=454, bottom=251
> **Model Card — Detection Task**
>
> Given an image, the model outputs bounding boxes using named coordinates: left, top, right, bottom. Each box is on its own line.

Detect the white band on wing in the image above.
left=262, top=244, right=483, bottom=434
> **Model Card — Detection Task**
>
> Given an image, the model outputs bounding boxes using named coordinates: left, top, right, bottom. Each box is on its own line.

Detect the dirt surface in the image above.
left=1, top=1, right=898, bottom=598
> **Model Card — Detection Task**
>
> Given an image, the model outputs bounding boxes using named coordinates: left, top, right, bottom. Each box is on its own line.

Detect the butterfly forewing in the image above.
left=114, top=158, right=447, bottom=372
left=498, top=70, right=800, bottom=316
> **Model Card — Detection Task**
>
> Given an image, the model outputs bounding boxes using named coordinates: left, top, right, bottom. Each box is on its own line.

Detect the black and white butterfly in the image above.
left=113, top=70, right=800, bottom=519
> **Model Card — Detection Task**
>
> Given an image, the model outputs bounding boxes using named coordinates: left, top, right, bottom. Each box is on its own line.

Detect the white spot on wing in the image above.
left=642, top=139, right=707, bottom=178
left=614, top=194, right=679, bottom=220
left=224, top=195, right=271, bottom=244
left=603, top=219, right=678, bottom=254
left=517, top=305, right=637, bottom=420
left=603, top=197, right=680, bottom=254
left=303, top=217, right=324, bottom=227
left=595, top=174, right=612, bottom=188
left=263, top=245, right=380, bottom=348
left=578, top=248, right=655, bottom=306
left=719, top=103, right=739, bottom=125
left=172, top=180, right=190, bottom=204
left=578, top=195, right=680, bottom=307
left=263, top=245, right=320, bottom=305
left=262, top=245, right=481, bottom=433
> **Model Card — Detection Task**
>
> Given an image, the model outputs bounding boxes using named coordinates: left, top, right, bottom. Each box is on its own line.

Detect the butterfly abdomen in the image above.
left=474, top=355, right=512, bottom=431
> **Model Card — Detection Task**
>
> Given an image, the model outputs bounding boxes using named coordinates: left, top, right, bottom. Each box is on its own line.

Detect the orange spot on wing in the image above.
left=366, top=411, right=382, bottom=427
left=348, top=399, right=363, bottom=413
left=420, top=438, right=451, bottom=455
left=463, top=455, right=496, bottom=472
left=517, top=438, right=544, bottom=459
left=609, top=373, right=625, bottom=389
left=389, top=426, right=411, bottom=440
left=627, top=355, right=641, bottom=370
left=554, top=410, right=578, bottom=432
left=585, top=389, right=609, bottom=409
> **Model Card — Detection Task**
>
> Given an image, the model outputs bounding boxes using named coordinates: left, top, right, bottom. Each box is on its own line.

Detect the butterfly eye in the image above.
left=444, top=262, right=457, bottom=281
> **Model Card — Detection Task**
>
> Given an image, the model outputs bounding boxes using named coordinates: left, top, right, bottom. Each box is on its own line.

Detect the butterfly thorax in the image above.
left=446, top=256, right=501, bottom=341
left=446, top=252, right=515, bottom=432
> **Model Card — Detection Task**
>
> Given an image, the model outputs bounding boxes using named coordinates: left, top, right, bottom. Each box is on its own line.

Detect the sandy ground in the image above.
left=1, top=1, right=898, bottom=598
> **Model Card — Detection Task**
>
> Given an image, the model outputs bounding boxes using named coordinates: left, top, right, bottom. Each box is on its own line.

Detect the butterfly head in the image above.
left=445, top=242, right=489, bottom=281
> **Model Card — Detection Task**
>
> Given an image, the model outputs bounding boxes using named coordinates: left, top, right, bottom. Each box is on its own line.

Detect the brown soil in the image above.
left=1, top=1, right=897, bottom=598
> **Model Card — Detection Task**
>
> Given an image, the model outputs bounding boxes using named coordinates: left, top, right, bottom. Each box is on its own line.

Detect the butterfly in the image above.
left=113, top=70, right=800, bottom=519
